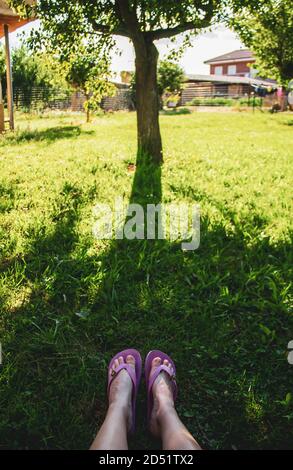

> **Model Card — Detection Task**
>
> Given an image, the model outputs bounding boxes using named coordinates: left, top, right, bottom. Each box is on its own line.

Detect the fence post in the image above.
left=4, top=24, right=14, bottom=131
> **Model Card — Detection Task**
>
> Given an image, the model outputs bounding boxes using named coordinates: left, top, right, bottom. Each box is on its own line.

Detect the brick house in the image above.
left=179, top=49, right=277, bottom=106
left=204, top=49, right=256, bottom=77
left=180, top=74, right=276, bottom=106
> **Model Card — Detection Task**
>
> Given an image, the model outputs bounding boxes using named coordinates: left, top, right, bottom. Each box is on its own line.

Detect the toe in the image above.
left=114, top=358, right=120, bottom=369
left=152, top=357, right=162, bottom=368
left=118, top=356, right=124, bottom=365
left=163, top=359, right=169, bottom=367
left=126, top=355, right=135, bottom=367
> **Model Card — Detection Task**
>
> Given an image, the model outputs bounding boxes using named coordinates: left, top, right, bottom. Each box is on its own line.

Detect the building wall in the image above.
left=180, top=81, right=252, bottom=105
left=101, top=89, right=133, bottom=111
left=210, top=60, right=255, bottom=77
left=180, top=81, right=278, bottom=107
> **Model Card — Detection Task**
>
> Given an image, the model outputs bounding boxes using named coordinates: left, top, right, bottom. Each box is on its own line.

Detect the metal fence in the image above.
left=12, top=86, right=71, bottom=111
left=9, top=86, right=133, bottom=112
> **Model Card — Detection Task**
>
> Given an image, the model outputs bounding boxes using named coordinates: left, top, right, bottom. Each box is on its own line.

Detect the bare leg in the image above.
left=149, top=357, right=202, bottom=450
left=90, top=355, right=135, bottom=450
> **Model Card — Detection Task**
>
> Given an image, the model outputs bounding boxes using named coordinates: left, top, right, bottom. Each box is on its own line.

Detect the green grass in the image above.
left=0, top=110, right=292, bottom=449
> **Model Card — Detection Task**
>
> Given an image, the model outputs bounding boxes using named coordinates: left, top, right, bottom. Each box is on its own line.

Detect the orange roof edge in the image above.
left=0, top=0, right=34, bottom=38
left=0, top=16, right=33, bottom=38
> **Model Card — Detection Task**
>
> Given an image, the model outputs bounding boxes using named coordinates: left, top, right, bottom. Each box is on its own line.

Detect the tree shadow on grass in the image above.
left=87, top=165, right=293, bottom=450
left=0, top=155, right=293, bottom=450
left=0, top=126, right=94, bottom=146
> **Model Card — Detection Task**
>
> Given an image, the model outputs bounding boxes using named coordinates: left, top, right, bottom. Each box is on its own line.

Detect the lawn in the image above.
left=0, top=110, right=292, bottom=449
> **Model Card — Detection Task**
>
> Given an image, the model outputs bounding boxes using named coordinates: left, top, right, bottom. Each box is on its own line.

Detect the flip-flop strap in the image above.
left=108, top=363, right=136, bottom=395
left=148, top=364, right=177, bottom=398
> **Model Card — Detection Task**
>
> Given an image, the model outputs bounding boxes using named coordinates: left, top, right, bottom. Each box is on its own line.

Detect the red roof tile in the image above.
left=205, top=49, right=254, bottom=64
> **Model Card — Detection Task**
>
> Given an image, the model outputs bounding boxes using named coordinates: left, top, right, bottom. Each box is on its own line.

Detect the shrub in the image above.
left=187, top=97, right=235, bottom=106
left=187, top=97, right=263, bottom=107
left=238, top=97, right=263, bottom=107
left=161, top=107, right=191, bottom=115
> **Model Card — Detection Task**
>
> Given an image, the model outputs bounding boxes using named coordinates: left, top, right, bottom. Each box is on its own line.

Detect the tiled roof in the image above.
left=205, top=49, right=254, bottom=64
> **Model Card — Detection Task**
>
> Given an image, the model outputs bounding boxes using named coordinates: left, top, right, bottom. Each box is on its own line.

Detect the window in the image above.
left=228, top=65, right=236, bottom=75
left=214, top=84, right=228, bottom=96
left=214, top=66, right=223, bottom=75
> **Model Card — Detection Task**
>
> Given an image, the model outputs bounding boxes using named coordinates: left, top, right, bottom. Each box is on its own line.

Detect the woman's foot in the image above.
left=149, top=357, right=176, bottom=437
left=108, top=355, right=135, bottom=431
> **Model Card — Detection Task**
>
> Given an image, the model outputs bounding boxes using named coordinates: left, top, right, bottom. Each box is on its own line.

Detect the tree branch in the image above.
left=76, top=0, right=130, bottom=38
left=91, top=21, right=130, bottom=38
left=148, top=22, right=198, bottom=40
left=114, top=0, right=125, bottom=26
left=117, top=0, right=141, bottom=40
left=149, top=0, right=215, bottom=41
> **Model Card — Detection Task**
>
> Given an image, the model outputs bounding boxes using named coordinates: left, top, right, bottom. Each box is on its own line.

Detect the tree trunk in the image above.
left=134, top=40, right=163, bottom=164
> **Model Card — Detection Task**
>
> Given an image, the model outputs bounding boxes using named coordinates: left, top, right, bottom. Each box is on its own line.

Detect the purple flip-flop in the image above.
left=107, top=349, right=142, bottom=433
left=145, top=350, right=178, bottom=422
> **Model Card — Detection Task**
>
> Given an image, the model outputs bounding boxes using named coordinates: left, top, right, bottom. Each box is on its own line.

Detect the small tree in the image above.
left=231, top=0, right=293, bottom=86
left=158, top=60, right=185, bottom=108
left=158, top=61, right=185, bottom=97
left=62, top=43, right=115, bottom=122
left=11, top=0, right=222, bottom=164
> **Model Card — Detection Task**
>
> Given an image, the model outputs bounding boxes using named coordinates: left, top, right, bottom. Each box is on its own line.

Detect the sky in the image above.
left=4, top=21, right=244, bottom=76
